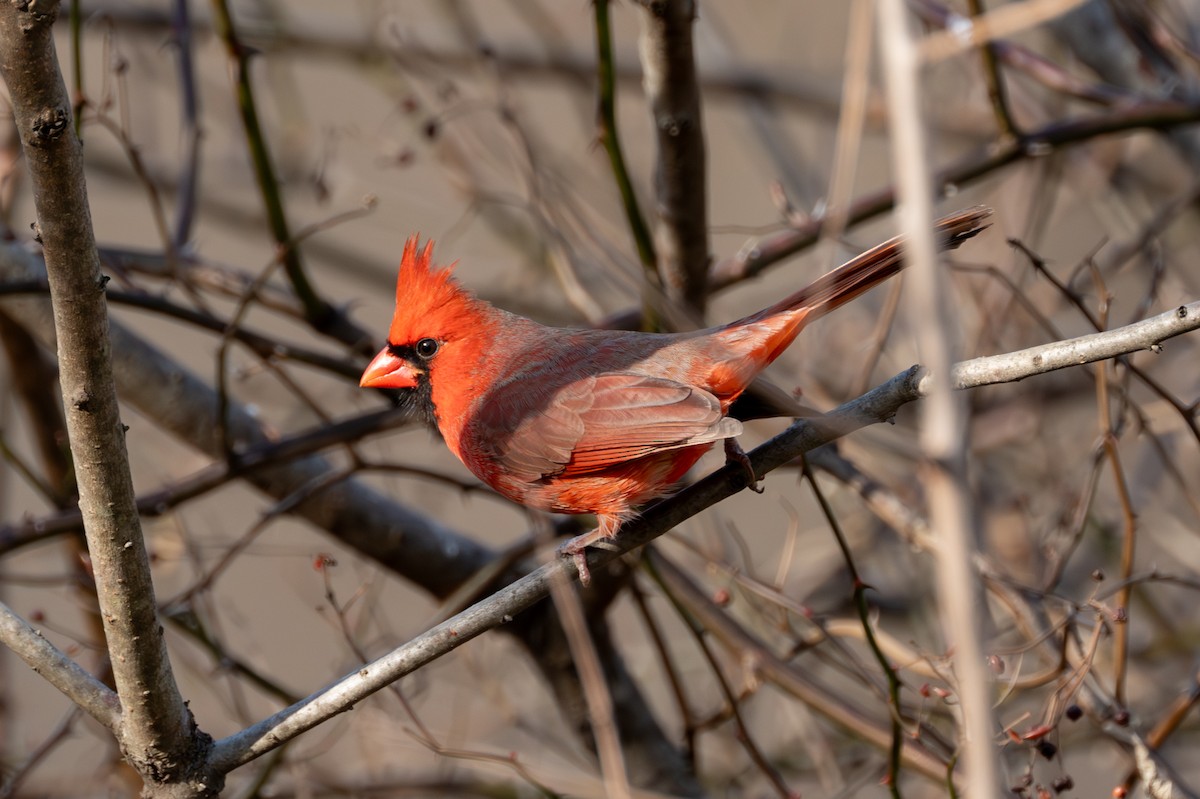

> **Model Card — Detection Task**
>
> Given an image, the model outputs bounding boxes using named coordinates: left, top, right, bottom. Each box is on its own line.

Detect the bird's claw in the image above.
left=559, top=533, right=610, bottom=587
left=560, top=521, right=624, bottom=587
left=567, top=548, right=591, bottom=587
left=725, top=438, right=763, bottom=493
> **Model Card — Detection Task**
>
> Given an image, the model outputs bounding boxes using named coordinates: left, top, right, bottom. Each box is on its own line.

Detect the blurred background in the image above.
left=1, top=0, right=1199, bottom=796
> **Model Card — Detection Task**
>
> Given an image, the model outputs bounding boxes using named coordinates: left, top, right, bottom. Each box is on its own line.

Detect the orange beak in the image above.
left=360, top=348, right=422, bottom=389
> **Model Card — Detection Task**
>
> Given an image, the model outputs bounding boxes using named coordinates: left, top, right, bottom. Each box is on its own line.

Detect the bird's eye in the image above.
left=415, top=338, right=440, bottom=359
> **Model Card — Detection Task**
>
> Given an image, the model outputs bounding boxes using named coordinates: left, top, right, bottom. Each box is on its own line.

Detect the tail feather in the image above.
left=761, top=205, right=992, bottom=322
left=716, top=206, right=991, bottom=373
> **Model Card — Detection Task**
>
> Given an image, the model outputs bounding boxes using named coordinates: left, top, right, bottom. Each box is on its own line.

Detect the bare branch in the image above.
left=637, top=0, right=709, bottom=314
left=0, top=1, right=205, bottom=789
left=0, top=600, right=120, bottom=731
left=708, top=98, right=1200, bottom=292
left=947, top=302, right=1200, bottom=390
left=208, top=0, right=371, bottom=353
left=879, top=2, right=998, bottom=791
left=593, top=0, right=656, bottom=279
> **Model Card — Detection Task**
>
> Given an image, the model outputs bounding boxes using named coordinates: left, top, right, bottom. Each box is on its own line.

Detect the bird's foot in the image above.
left=559, top=528, right=620, bottom=587
left=725, top=438, right=763, bottom=493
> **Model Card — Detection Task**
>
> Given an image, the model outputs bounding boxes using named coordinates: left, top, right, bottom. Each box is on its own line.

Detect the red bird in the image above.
left=362, top=208, right=989, bottom=582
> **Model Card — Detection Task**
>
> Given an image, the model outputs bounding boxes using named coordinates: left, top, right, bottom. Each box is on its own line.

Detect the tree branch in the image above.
left=946, top=302, right=1200, bottom=390
left=0, top=1, right=206, bottom=790
left=879, top=0, right=998, bottom=793
left=206, top=295, right=1200, bottom=770
left=708, top=98, right=1200, bottom=291
left=637, top=0, right=709, bottom=314
left=0, top=600, right=120, bottom=731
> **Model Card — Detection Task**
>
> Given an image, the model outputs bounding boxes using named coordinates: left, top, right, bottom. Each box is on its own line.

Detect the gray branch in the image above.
left=0, top=599, right=120, bottom=731
left=0, top=1, right=204, bottom=791
left=878, top=0, right=999, bottom=791
left=946, top=302, right=1200, bottom=390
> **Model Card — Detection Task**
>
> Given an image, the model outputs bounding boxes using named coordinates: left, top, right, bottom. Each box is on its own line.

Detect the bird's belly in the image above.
left=500, top=444, right=712, bottom=517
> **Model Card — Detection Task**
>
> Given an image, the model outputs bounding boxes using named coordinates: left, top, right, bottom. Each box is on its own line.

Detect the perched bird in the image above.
left=362, top=208, right=990, bottom=583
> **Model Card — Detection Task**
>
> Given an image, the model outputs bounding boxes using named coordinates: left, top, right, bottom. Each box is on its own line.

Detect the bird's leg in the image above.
left=560, top=515, right=622, bottom=586
left=725, top=438, right=763, bottom=493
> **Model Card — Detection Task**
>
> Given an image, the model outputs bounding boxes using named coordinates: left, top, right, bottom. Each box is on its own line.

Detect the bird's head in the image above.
left=360, top=237, right=493, bottom=421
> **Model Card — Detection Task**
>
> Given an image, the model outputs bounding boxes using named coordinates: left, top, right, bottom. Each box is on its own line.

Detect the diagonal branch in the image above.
left=208, top=0, right=372, bottom=354
left=207, top=296, right=1200, bottom=771
left=0, top=600, right=120, bottom=731
left=594, top=0, right=656, bottom=277
left=708, top=98, right=1200, bottom=292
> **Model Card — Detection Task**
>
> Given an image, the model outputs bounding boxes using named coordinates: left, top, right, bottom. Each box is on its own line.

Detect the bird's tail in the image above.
left=726, top=206, right=992, bottom=367
left=766, top=205, right=991, bottom=321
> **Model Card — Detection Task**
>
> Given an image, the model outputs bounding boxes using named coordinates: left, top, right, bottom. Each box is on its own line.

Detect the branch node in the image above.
left=30, top=106, right=69, bottom=146
left=15, top=0, right=56, bottom=27
left=71, top=387, right=91, bottom=412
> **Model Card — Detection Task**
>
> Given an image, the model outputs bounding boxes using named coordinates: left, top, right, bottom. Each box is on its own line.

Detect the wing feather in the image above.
left=478, top=372, right=742, bottom=482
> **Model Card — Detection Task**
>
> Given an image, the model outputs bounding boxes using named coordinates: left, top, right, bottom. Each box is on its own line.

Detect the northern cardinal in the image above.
left=362, top=208, right=990, bottom=582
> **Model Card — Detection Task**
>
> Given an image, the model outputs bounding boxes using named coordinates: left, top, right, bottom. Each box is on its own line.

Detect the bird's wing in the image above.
left=479, top=372, right=743, bottom=483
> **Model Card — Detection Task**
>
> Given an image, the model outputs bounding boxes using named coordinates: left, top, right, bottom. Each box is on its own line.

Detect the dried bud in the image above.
left=1052, top=776, right=1074, bottom=793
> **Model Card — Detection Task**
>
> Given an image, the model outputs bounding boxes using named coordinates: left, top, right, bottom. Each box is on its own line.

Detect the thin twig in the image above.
left=801, top=457, right=906, bottom=797
left=967, top=0, right=1020, bottom=137
left=709, top=97, right=1200, bottom=292
left=593, top=0, right=657, bottom=284
left=642, top=553, right=797, bottom=798
left=541, top=521, right=632, bottom=799
left=209, top=0, right=374, bottom=354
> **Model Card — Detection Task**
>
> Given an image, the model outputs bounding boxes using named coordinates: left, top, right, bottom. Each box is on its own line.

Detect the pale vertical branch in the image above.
left=0, top=0, right=208, bottom=791
left=545, top=569, right=632, bottom=799
left=876, top=1, right=1000, bottom=792
left=820, top=0, right=875, bottom=265
left=169, top=0, right=202, bottom=248
left=636, top=0, right=709, bottom=315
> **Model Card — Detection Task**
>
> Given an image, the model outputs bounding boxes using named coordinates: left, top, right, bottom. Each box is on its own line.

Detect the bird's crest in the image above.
left=388, top=236, right=477, bottom=345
